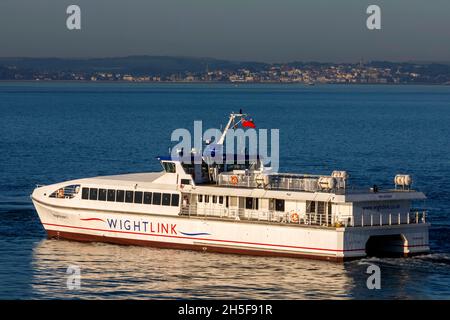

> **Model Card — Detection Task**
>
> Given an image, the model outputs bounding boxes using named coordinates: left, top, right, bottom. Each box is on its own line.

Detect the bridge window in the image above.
left=152, top=192, right=161, bottom=205
left=162, top=162, right=176, bottom=173
left=134, top=191, right=143, bottom=204
left=89, top=188, right=98, bottom=200
left=125, top=191, right=133, bottom=203
left=162, top=193, right=171, bottom=206
left=171, top=194, right=180, bottom=206
left=98, top=189, right=107, bottom=201
left=49, top=185, right=81, bottom=199
left=116, top=190, right=125, bottom=202
left=82, top=188, right=89, bottom=200
left=143, top=192, right=152, bottom=204
left=181, top=179, right=191, bottom=185
left=107, top=189, right=116, bottom=202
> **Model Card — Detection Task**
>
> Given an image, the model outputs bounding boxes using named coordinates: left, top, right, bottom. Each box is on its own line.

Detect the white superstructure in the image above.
left=31, top=112, right=430, bottom=261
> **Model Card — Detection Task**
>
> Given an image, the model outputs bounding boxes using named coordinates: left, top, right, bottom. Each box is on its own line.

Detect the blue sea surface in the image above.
left=0, top=82, right=450, bottom=299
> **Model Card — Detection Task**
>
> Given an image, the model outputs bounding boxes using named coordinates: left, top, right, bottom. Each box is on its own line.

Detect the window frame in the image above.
left=116, top=190, right=125, bottom=202
left=125, top=191, right=134, bottom=203
left=143, top=192, right=152, bottom=204
left=107, top=189, right=116, bottom=202
left=152, top=192, right=162, bottom=205
left=162, top=193, right=171, bottom=206
left=134, top=191, right=143, bottom=204
left=89, top=188, right=98, bottom=200
left=81, top=187, right=89, bottom=200
left=98, top=189, right=107, bottom=201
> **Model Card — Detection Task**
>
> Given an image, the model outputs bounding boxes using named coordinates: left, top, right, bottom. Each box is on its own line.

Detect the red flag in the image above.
left=242, top=119, right=256, bottom=128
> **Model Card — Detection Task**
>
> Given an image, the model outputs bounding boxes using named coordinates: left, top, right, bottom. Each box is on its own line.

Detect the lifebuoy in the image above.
left=230, top=176, right=238, bottom=185
left=291, top=212, right=299, bottom=223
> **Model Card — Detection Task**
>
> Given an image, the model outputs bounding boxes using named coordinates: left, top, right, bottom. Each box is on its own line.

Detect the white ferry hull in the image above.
left=32, top=198, right=430, bottom=262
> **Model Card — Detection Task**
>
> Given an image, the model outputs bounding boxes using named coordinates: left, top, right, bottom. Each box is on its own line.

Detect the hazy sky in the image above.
left=0, top=0, right=449, bottom=62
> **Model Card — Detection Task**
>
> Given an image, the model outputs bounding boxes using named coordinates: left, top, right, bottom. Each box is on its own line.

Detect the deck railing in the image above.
left=217, top=172, right=346, bottom=192
left=179, top=205, right=427, bottom=228
left=345, top=211, right=427, bottom=227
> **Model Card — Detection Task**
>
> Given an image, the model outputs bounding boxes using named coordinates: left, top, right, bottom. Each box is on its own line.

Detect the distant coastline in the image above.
left=1, top=56, right=450, bottom=85
left=1, top=80, right=449, bottom=86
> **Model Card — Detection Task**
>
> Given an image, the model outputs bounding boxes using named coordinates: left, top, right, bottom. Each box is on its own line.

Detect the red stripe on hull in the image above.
left=46, top=229, right=347, bottom=262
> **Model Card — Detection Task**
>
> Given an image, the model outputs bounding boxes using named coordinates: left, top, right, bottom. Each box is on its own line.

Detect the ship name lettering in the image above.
left=106, top=218, right=177, bottom=235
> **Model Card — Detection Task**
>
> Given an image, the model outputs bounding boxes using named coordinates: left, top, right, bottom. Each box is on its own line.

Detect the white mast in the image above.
left=217, top=112, right=247, bottom=145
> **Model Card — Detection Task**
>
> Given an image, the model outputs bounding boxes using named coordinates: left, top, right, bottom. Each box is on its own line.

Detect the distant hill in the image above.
left=0, top=56, right=269, bottom=76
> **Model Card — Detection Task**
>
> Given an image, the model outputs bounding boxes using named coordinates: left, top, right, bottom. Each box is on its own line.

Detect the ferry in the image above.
left=31, top=112, right=430, bottom=261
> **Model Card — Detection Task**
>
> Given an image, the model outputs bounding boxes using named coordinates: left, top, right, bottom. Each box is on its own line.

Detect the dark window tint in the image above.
left=162, top=162, right=176, bottom=173
left=82, top=188, right=89, bottom=200
left=307, top=201, right=315, bottom=213
left=143, top=192, right=152, bottom=204
left=162, top=193, right=171, bottom=206
left=181, top=179, right=191, bottom=185
left=226, top=196, right=229, bottom=208
left=198, top=195, right=203, bottom=202
left=219, top=196, right=223, bottom=204
left=275, top=199, right=285, bottom=212
left=107, top=189, right=116, bottom=202
left=89, top=188, right=98, bottom=200
left=125, top=191, right=134, bottom=203
left=98, top=189, right=107, bottom=201
left=246, top=197, right=253, bottom=209
left=116, top=190, right=125, bottom=202
left=213, top=195, right=217, bottom=203
left=171, top=194, right=180, bottom=207
left=205, top=195, right=210, bottom=203
left=134, top=191, right=143, bottom=204
left=152, top=192, right=161, bottom=205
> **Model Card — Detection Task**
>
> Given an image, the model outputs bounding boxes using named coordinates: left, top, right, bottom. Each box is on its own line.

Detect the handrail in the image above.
left=179, top=204, right=427, bottom=228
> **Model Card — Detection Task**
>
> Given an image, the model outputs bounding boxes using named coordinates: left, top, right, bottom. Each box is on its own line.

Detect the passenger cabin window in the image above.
left=143, top=192, right=152, bottom=204
left=213, top=196, right=217, bottom=203
left=307, top=201, right=316, bottom=213
left=246, top=197, right=259, bottom=210
left=205, top=195, right=210, bottom=203
left=89, top=188, right=98, bottom=200
left=171, top=194, right=180, bottom=207
left=219, top=196, right=224, bottom=204
left=162, top=162, right=176, bottom=173
left=152, top=192, right=162, bottom=205
left=107, top=189, right=116, bottom=202
left=198, top=195, right=203, bottom=202
left=116, top=190, right=125, bottom=202
left=181, top=179, right=191, bottom=185
left=98, top=189, right=107, bottom=201
left=162, top=193, right=171, bottom=206
left=275, top=199, right=285, bottom=212
left=134, top=191, right=143, bottom=204
left=125, top=191, right=134, bottom=203
left=82, top=188, right=89, bottom=200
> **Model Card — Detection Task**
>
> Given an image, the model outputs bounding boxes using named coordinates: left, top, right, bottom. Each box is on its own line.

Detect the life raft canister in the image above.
left=291, top=212, right=299, bottom=223
left=230, top=175, right=239, bottom=185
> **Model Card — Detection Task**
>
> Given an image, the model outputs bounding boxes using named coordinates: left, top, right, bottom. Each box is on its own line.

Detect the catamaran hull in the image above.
left=32, top=198, right=430, bottom=262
